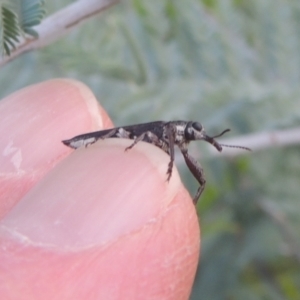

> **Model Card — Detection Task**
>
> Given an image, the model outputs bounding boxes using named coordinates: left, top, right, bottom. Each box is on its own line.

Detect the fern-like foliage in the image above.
left=0, top=0, right=45, bottom=56
left=0, top=5, right=20, bottom=56
left=16, top=0, right=46, bottom=38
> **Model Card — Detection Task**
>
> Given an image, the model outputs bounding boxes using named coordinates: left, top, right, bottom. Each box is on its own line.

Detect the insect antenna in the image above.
left=210, top=129, right=251, bottom=151
left=211, top=129, right=231, bottom=139
left=218, top=143, right=251, bottom=151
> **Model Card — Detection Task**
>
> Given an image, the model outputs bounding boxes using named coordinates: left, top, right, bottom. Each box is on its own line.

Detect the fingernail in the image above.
left=1, top=139, right=181, bottom=249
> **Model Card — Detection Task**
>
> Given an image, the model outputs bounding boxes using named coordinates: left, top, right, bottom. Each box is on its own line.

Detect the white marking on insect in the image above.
left=69, top=138, right=96, bottom=149
left=117, top=128, right=130, bottom=138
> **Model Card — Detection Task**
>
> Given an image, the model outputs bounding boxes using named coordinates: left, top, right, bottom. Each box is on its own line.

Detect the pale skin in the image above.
left=0, top=79, right=200, bottom=299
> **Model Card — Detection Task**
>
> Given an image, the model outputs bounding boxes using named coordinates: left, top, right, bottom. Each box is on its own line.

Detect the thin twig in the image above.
left=0, top=0, right=120, bottom=67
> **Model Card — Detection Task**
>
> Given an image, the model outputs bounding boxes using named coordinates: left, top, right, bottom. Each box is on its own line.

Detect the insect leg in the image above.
left=180, top=149, right=206, bottom=204
left=125, top=131, right=160, bottom=151
left=99, top=128, right=118, bottom=139
left=125, top=124, right=177, bottom=183
left=165, top=124, right=176, bottom=181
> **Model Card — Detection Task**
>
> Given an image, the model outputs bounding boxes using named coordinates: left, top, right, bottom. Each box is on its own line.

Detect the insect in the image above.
left=62, top=121, right=250, bottom=204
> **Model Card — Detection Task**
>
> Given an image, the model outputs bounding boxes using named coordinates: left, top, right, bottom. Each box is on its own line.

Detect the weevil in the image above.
left=62, top=121, right=250, bottom=204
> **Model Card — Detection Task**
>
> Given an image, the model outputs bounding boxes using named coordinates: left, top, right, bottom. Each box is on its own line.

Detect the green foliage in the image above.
left=0, top=5, right=20, bottom=55
left=0, top=0, right=45, bottom=56
left=0, top=0, right=300, bottom=299
left=14, top=0, right=46, bottom=38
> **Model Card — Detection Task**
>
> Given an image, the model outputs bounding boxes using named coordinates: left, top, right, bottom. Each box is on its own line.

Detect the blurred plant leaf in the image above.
left=12, top=0, right=46, bottom=38
left=0, top=0, right=45, bottom=56
left=0, top=4, right=20, bottom=56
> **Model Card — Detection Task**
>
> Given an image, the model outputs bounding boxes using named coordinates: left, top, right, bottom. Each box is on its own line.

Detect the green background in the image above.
left=1, top=0, right=300, bottom=299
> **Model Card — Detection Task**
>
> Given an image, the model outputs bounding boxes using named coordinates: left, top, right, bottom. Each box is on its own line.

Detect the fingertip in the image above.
left=1, top=138, right=200, bottom=299
left=0, top=79, right=112, bottom=217
left=0, top=79, right=200, bottom=298
left=1, top=139, right=184, bottom=246
left=56, top=78, right=113, bottom=132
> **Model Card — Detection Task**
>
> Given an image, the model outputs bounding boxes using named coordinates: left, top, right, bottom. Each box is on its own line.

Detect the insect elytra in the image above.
left=62, top=121, right=250, bottom=204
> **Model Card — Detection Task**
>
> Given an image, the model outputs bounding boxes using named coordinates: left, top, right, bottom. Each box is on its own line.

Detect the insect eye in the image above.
left=192, top=122, right=203, bottom=131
